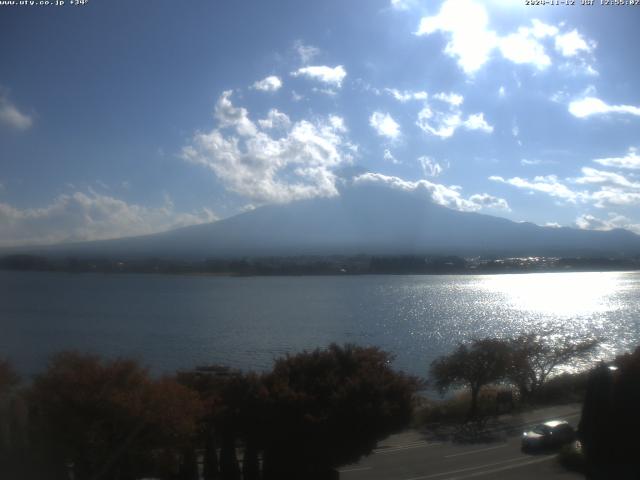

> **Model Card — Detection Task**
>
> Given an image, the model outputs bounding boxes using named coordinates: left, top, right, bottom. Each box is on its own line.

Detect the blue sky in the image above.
left=1, top=0, right=640, bottom=246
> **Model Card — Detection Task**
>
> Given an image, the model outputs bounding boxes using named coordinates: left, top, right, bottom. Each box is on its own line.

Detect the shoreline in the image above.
left=1, top=267, right=638, bottom=277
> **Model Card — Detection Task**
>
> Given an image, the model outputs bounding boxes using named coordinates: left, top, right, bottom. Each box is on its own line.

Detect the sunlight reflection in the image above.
left=476, top=272, right=623, bottom=317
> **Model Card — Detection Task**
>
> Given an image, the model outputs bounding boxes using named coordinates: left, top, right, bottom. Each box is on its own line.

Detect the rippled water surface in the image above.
left=1, top=271, right=639, bottom=378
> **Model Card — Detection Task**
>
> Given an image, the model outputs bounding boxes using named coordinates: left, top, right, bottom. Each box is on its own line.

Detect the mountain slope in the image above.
left=8, top=184, right=640, bottom=259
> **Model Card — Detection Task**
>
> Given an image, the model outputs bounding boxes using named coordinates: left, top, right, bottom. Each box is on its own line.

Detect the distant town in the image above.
left=1, top=253, right=639, bottom=276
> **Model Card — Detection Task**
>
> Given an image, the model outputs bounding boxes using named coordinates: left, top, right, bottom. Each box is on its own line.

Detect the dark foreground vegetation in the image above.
left=0, top=345, right=418, bottom=480
left=428, top=333, right=598, bottom=421
left=2, top=335, right=639, bottom=479
left=2, top=253, right=639, bottom=275
left=578, top=346, right=640, bottom=479
left=424, top=335, right=640, bottom=478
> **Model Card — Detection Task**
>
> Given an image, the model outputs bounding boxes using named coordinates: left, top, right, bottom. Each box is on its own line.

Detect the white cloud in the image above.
left=215, top=90, right=258, bottom=136
left=415, top=2, right=593, bottom=75
left=0, top=93, right=33, bottom=131
left=583, top=64, right=599, bottom=76
left=568, top=97, right=640, bottom=118
left=251, top=75, right=283, bottom=92
left=291, top=65, right=347, bottom=88
left=415, top=0, right=497, bottom=74
left=433, top=92, right=464, bottom=106
left=555, top=29, right=594, bottom=57
left=463, top=113, right=493, bottom=133
left=383, top=149, right=401, bottom=164
left=294, top=41, right=320, bottom=64
left=416, top=102, right=493, bottom=138
left=418, top=156, right=443, bottom=177
left=258, top=109, right=291, bottom=130
left=594, top=148, right=640, bottom=170
left=353, top=172, right=508, bottom=213
left=530, top=19, right=559, bottom=39
left=491, top=169, right=640, bottom=209
left=489, top=174, right=581, bottom=202
left=493, top=157, right=640, bottom=212
left=550, top=90, right=569, bottom=104
left=576, top=213, right=640, bottom=234
left=312, top=87, right=338, bottom=97
left=369, top=111, right=401, bottom=140
left=416, top=106, right=460, bottom=138
left=0, top=191, right=216, bottom=247
left=468, top=193, right=510, bottom=211
left=390, top=0, right=412, bottom=10
left=385, top=88, right=428, bottom=102
left=574, top=167, right=640, bottom=190
left=589, top=188, right=640, bottom=208
left=521, top=159, right=543, bottom=166
left=498, top=28, right=551, bottom=69
left=183, top=91, right=353, bottom=204
left=498, top=86, right=506, bottom=98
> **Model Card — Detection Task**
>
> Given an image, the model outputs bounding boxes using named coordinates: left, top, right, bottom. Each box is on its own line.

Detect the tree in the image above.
left=0, top=359, right=19, bottom=395
left=0, top=358, right=23, bottom=477
left=261, top=344, right=419, bottom=480
left=28, top=351, right=203, bottom=480
left=507, top=332, right=598, bottom=401
left=579, top=346, right=640, bottom=478
left=176, top=365, right=268, bottom=480
left=430, top=338, right=510, bottom=420
left=176, top=365, right=227, bottom=480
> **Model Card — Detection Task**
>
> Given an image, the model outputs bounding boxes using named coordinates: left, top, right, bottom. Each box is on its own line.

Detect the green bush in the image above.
left=413, top=386, right=509, bottom=426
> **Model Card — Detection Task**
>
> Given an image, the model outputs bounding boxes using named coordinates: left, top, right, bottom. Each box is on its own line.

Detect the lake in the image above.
left=1, top=270, right=639, bottom=379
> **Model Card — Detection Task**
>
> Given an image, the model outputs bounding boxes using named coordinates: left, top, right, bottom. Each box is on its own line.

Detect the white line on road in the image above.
left=375, top=442, right=443, bottom=455
left=338, top=466, right=372, bottom=473
left=443, top=444, right=508, bottom=458
left=403, top=454, right=553, bottom=480
left=438, top=455, right=556, bottom=480
left=374, top=440, right=429, bottom=452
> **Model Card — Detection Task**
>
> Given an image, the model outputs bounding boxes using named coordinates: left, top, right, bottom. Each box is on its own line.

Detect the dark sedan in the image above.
left=521, top=420, right=575, bottom=451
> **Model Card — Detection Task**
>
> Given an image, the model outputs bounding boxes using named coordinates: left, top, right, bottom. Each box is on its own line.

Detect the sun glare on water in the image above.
left=477, top=272, right=623, bottom=317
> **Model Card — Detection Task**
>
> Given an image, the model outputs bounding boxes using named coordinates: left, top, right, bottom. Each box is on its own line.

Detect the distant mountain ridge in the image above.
left=6, top=184, right=640, bottom=259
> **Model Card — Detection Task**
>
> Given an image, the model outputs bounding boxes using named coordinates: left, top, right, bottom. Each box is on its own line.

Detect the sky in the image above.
left=1, top=0, right=640, bottom=246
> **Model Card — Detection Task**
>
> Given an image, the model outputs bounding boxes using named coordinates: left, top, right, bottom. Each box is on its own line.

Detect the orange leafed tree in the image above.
left=28, top=351, right=203, bottom=480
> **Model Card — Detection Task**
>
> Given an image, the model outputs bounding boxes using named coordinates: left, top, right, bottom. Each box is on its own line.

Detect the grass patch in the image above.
left=413, top=371, right=589, bottom=428
left=413, top=386, right=516, bottom=427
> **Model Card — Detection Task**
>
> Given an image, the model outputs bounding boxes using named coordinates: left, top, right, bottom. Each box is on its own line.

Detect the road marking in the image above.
left=338, top=466, right=372, bottom=473
left=438, top=455, right=556, bottom=479
left=374, top=440, right=428, bottom=452
left=443, top=444, right=508, bottom=458
left=402, top=454, right=551, bottom=480
left=375, top=442, right=442, bottom=455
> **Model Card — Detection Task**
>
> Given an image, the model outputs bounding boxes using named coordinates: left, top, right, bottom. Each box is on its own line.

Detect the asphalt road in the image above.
left=338, top=404, right=584, bottom=480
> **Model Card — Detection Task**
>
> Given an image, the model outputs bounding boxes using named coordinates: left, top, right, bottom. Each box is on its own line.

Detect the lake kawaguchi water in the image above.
left=1, top=270, right=639, bottom=380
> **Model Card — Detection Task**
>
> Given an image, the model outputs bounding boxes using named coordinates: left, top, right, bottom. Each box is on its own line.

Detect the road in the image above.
left=338, top=404, right=584, bottom=480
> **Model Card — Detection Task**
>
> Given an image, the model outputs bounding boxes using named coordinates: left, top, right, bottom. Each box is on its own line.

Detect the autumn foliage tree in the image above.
left=507, top=332, right=598, bottom=401
left=27, top=351, right=203, bottom=480
left=430, top=338, right=511, bottom=421
left=261, top=344, right=419, bottom=480
left=177, top=366, right=267, bottom=480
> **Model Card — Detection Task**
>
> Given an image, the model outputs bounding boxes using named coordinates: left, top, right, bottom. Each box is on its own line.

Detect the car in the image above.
left=521, top=420, right=575, bottom=451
